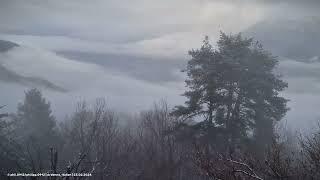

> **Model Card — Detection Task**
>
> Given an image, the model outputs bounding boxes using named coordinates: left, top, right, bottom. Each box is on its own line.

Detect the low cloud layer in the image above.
left=0, top=45, right=185, bottom=118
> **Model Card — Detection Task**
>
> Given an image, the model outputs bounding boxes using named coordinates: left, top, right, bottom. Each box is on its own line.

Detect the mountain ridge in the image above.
left=0, top=39, right=67, bottom=92
left=244, top=17, right=320, bottom=61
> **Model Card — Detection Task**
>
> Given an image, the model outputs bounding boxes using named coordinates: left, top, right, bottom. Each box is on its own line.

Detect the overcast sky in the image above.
left=0, top=0, right=320, bottom=131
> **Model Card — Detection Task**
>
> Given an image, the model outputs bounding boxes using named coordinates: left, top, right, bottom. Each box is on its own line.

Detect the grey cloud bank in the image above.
left=0, top=44, right=185, bottom=118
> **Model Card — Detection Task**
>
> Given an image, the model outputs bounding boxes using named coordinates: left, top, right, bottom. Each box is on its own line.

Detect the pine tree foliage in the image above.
left=173, top=32, right=288, bottom=150
left=16, top=88, right=56, bottom=140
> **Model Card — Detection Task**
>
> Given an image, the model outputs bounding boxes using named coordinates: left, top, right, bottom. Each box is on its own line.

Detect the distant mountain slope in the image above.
left=0, top=40, right=67, bottom=92
left=0, top=40, right=19, bottom=52
left=245, top=17, right=320, bottom=62
left=0, top=64, right=66, bottom=92
left=57, top=51, right=185, bottom=84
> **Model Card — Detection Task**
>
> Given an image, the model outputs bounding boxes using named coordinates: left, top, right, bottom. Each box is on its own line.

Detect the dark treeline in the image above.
left=1, top=32, right=320, bottom=180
